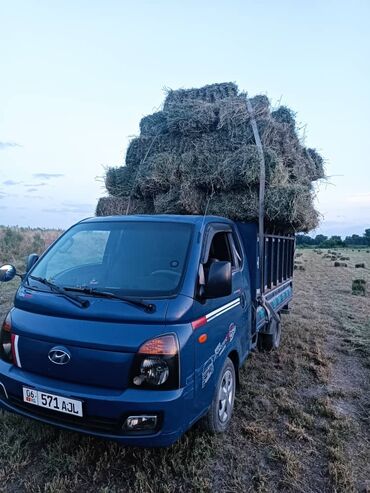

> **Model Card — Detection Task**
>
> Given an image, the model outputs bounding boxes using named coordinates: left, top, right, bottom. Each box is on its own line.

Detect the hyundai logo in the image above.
left=48, top=347, right=71, bottom=365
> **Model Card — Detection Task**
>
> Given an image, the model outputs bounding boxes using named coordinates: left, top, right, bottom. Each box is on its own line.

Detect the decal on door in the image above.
left=201, top=323, right=237, bottom=388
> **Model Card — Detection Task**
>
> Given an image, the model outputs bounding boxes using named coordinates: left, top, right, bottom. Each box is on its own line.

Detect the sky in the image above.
left=0, top=0, right=369, bottom=237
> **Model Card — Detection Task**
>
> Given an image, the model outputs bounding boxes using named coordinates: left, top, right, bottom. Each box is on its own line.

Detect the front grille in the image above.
left=7, top=394, right=123, bottom=434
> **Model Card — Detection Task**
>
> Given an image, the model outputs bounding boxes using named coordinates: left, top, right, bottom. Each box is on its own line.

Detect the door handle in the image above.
left=240, top=293, right=246, bottom=309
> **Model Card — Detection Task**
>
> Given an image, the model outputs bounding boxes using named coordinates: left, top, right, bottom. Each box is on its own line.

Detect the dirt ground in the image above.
left=0, top=248, right=369, bottom=492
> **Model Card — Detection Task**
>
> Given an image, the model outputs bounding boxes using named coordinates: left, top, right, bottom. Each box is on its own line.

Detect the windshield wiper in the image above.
left=27, top=276, right=89, bottom=308
left=63, top=287, right=156, bottom=313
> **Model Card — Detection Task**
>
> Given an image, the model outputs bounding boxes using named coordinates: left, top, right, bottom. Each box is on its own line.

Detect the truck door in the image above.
left=194, top=224, right=251, bottom=414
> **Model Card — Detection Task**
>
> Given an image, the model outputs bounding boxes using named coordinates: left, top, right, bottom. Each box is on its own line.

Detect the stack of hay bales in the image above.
left=96, top=83, right=325, bottom=233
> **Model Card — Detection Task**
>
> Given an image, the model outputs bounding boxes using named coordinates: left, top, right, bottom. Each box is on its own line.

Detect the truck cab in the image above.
left=0, top=215, right=293, bottom=447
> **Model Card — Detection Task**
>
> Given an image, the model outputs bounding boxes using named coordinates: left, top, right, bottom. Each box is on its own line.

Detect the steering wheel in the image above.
left=150, top=269, right=180, bottom=280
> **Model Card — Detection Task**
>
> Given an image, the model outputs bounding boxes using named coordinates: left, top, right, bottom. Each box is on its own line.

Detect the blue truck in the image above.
left=0, top=215, right=294, bottom=447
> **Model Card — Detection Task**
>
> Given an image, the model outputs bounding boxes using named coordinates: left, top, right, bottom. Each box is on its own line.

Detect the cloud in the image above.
left=26, top=188, right=39, bottom=192
left=0, top=142, right=21, bottom=149
left=32, top=173, right=64, bottom=180
left=3, top=180, right=21, bottom=186
left=43, top=202, right=94, bottom=214
left=24, top=182, right=47, bottom=187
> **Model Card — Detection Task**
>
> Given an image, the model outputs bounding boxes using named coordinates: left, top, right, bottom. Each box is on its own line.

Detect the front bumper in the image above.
left=0, top=361, right=195, bottom=447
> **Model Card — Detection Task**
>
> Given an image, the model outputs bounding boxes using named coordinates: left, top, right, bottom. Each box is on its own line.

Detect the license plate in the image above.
left=22, top=387, right=83, bottom=417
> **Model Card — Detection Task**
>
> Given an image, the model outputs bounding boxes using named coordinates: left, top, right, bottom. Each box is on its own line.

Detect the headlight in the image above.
left=0, top=311, right=13, bottom=363
left=135, top=357, right=170, bottom=386
left=131, top=334, right=179, bottom=390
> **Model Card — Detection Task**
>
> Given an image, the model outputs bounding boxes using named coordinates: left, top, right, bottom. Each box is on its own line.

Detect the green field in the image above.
left=0, top=230, right=369, bottom=492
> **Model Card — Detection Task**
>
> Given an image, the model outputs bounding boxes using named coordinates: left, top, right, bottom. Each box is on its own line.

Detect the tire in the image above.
left=202, top=357, right=236, bottom=433
left=258, top=318, right=281, bottom=352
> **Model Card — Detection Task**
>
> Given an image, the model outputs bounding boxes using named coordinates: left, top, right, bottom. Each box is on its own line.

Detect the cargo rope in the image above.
left=246, top=95, right=279, bottom=326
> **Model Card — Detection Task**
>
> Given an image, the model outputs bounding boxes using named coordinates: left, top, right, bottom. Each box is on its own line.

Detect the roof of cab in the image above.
left=81, top=214, right=235, bottom=226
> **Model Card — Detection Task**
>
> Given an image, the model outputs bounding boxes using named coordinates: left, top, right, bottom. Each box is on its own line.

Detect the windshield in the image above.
left=29, top=221, right=194, bottom=297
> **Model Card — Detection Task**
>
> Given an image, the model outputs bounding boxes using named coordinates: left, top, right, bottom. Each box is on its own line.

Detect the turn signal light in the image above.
left=2, top=312, right=11, bottom=332
left=138, top=335, right=178, bottom=356
left=0, top=311, right=13, bottom=363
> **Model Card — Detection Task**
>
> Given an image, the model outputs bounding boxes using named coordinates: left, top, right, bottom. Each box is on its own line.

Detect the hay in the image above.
left=165, top=100, right=219, bottom=135
left=139, top=111, right=168, bottom=137
left=97, top=82, right=325, bottom=232
left=163, top=82, right=238, bottom=109
left=352, top=279, right=366, bottom=296
left=96, top=196, right=154, bottom=216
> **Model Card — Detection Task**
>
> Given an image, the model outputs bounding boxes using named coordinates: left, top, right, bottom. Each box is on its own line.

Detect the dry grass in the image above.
left=0, top=238, right=369, bottom=492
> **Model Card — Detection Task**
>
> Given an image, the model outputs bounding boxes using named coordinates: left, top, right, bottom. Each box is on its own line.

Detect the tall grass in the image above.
left=0, top=226, right=62, bottom=266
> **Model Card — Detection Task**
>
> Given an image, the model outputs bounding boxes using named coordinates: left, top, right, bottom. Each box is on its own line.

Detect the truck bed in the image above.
left=235, top=222, right=295, bottom=331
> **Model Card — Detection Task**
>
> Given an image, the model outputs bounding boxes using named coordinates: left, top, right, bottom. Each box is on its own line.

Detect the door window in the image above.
left=207, top=232, right=233, bottom=263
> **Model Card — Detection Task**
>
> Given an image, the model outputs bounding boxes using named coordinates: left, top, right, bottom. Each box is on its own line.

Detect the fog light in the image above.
left=124, top=415, right=158, bottom=432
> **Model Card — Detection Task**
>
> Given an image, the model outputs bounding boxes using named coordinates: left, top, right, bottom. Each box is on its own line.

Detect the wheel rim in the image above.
left=217, top=368, right=234, bottom=424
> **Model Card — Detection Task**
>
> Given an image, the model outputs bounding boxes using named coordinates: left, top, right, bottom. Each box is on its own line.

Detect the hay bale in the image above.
left=305, top=148, right=325, bottom=182
left=153, top=189, right=183, bottom=214
left=165, top=100, right=219, bottom=135
left=334, top=261, right=347, bottom=267
left=96, top=196, right=154, bottom=216
left=98, top=82, right=325, bottom=231
left=217, top=94, right=270, bottom=131
left=355, top=263, right=366, bottom=268
left=163, top=82, right=238, bottom=109
left=352, top=279, right=366, bottom=296
left=140, top=111, right=168, bottom=137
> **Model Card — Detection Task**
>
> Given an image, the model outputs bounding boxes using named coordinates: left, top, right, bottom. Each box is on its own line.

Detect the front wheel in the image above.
left=202, top=357, right=236, bottom=433
left=258, top=318, right=281, bottom=352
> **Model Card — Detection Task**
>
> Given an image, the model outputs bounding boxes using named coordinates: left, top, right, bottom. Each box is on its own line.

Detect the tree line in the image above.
left=296, top=229, right=370, bottom=248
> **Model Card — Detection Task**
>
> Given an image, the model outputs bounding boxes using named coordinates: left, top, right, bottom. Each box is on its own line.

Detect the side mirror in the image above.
left=26, top=253, right=39, bottom=272
left=203, top=261, right=232, bottom=299
left=0, top=264, right=17, bottom=283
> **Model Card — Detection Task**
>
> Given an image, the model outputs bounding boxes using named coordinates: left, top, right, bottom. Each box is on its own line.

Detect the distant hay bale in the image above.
left=355, top=263, right=365, bottom=268
left=352, top=279, right=366, bottom=296
left=97, top=82, right=325, bottom=232
left=334, top=261, right=347, bottom=267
